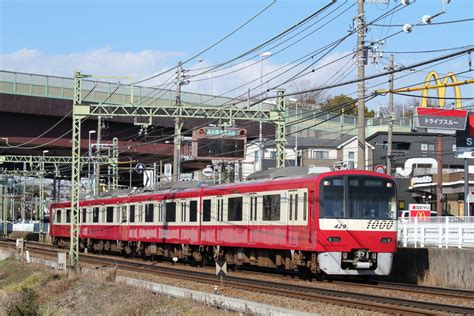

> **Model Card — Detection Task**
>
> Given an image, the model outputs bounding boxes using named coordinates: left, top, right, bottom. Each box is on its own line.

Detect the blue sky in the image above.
left=1, top=0, right=473, bottom=109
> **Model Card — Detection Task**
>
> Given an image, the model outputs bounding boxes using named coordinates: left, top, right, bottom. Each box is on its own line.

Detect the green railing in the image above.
left=0, top=69, right=412, bottom=136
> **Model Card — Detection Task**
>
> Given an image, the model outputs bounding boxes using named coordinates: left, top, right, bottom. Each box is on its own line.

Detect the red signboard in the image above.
left=409, top=204, right=431, bottom=218
left=416, top=107, right=468, bottom=130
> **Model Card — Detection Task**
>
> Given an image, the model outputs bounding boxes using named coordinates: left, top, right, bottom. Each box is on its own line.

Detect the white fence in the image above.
left=398, top=217, right=474, bottom=248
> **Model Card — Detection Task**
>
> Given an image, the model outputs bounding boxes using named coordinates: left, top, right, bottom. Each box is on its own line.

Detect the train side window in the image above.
left=189, top=200, right=198, bottom=222
left=262, top=194, right=280, bottom=221
left=289, top=195, right=293, bottom=220
left=295, top=194, right=299, bottom=221
left=303, top=192, right=307, bottom=221
left=138, top=204, right=144, bottom=222
left=165, top=202, right=176, bottom=222
left=180, top=202, right=187, bottom=223
left=145, top=203, right=154, bottom=223
left=93, top=207, right=100, bottom=223
left=82, top=208, right=87, bottom=224
left=121, top=205, right=127, bottom=223
left=129, top=205, right=135, bottom=223
left=202, top=199, right=211, bottom=222
left=56, top=209, right=62, bottom=224
left=228, top=197, right=243, bottom=221
left=106, top=206, right=114, bottom=223
left=157, top=202, right=162, bottom=222
left=66, top=209, right=71, bottom=223
left=250, top=196, right=254, bottom=221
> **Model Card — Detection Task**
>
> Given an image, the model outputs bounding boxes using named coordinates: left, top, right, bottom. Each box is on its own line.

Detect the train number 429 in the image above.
left=333, top=224, right=347, bottom=229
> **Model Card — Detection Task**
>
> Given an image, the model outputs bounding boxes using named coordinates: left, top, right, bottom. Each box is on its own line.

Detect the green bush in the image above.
left=7, top=287, right=39, bottom=316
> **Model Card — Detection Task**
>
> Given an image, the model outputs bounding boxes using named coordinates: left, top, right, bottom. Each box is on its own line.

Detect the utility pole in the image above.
left=95, top=116, right=102, bottom=195
left=173, top=61, right=183, bottom=182
left=464, top=157, right=470, bottom=217
left=294, top=102, right=298, bottom=167
left=357, top=0, right=366, bottom=170
left=386, top=54, right=394, bottom=176
left=437, top=135, right=443, bottom=216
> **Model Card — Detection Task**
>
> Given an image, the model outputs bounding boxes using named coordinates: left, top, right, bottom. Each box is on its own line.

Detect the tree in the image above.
left=321, top=94, right=375, bottom=118
left=289, top=80, right=328, bottom=110
left=379, top=97, right=416, bottom=118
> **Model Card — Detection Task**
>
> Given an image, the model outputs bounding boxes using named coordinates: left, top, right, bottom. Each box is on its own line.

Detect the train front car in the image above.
left=316, top=171, right=397, bottom=276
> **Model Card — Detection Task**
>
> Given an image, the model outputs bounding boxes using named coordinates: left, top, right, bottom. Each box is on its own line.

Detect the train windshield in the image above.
left=320, top=175, right=396, bottom=220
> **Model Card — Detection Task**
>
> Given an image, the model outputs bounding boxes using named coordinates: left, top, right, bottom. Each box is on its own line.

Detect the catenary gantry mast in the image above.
left=69, top=71, right=287, bottom=269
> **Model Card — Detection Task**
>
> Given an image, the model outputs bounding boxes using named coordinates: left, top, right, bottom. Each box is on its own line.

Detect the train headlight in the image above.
left=380, top=237, right=392, bottom=243
left=386, top=182, right=393, bottom=188
left=327, top=236, right=341, bottom=242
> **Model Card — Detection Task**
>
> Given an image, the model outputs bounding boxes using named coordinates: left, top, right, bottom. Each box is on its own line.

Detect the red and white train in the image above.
left=50, top=169, right=397, bottom=276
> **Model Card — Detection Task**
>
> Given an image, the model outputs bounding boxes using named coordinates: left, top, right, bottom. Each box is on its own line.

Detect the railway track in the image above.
left=1, top=240, right=473, bottom=315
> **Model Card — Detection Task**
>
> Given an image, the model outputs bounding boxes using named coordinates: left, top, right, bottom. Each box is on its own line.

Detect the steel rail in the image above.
left=1, top=241, right=472, bottom=315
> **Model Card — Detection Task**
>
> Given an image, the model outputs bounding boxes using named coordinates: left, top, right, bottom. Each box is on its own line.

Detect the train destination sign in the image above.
left=416, top=108, right=468, bottom=130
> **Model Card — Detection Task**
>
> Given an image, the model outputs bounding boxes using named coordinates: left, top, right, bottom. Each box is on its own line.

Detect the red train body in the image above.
left=50, top=170, right=397, bottom=275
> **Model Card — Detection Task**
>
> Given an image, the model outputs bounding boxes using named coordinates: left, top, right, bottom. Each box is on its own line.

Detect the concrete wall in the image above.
left=386, top=247, right=474, bottom=290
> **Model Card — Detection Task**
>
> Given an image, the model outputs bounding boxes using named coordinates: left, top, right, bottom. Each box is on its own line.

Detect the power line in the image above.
left=132, top=0, right=278, bottom=85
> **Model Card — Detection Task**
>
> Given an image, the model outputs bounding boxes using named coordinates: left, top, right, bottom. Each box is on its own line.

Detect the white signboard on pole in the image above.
left=143, top=170, right=155, bottom=188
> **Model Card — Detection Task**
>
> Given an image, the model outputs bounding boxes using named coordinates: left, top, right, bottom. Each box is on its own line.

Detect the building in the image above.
left=367, top=131, right=474, bottom=215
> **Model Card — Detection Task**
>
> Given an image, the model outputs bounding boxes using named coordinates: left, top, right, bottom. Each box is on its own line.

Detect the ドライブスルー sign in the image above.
left=416, top=108, right=468, bottom=130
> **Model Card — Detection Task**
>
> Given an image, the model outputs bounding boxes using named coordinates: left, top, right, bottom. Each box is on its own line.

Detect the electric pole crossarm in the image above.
left=375, top=78, right=474, bottom=94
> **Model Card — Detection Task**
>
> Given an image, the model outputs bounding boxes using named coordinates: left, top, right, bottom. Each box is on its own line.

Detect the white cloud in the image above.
left=0, top=47, right=183, bottom=86
left=1, top=48, right=358, bottom=101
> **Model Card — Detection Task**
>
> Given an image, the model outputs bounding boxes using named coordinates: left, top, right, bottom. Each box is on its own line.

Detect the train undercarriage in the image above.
left=53, top=237, right=391, bottom=276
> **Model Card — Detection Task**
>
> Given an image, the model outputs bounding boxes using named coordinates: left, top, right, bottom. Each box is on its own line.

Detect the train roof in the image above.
left=50, top=169, right=393, bottom=208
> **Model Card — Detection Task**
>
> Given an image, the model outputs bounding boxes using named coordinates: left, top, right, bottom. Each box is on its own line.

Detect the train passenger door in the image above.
left=287, top=190, right=299, bottom=246
left=215, top=196, right=224, bottom=242
left=247, top=194, right=258, bottom=244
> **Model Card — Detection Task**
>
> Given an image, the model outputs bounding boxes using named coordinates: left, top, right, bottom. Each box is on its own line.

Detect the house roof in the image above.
left=262, top=135, right=353, bottom=149
left=336, top=136, right=375, bottom=150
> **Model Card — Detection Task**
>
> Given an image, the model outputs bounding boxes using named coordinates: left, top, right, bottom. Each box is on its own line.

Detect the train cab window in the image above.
left=56, top=209, right=62, bottom=224
left=202, top=200, right=211, bottom=222
left=145, top=203, right=154, bottom=223
left=82, top=208, right=87, bottom=224
left=165, top=202, right=176, bottom=222
left=320, top=177, right=344, bottom=218
left=348, top=176, right=396, bottom=219
left=66, top=209, right=71, bottom=223
left=262, top=194, right=280, bottom=221
left=106, top=206, right=114, bottom=223
left=189, top=200, right=198, bottom=222
left=129, top=205, right=136, bottom=223
left=228, top=197, right=243, bottom=221
left=93, top=207, right=100, bottom=223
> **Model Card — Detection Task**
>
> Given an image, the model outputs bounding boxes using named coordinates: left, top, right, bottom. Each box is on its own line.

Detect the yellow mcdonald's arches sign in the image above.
left=416, top=211, right=427, bottom=218
left=421, top=71, right=462, bottom=109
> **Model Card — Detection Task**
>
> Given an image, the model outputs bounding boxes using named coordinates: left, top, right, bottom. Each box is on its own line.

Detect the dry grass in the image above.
left=0, top=258, right=234, bottom=316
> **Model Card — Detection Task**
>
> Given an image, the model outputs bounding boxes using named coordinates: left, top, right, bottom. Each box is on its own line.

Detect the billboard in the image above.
left=456, top=113, right=474, bottom=149
left=408, top=204, right=431, bottom=218
left=192, top=127, right=247, bottom=160
left=416, top=107, right=468, bottom=130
